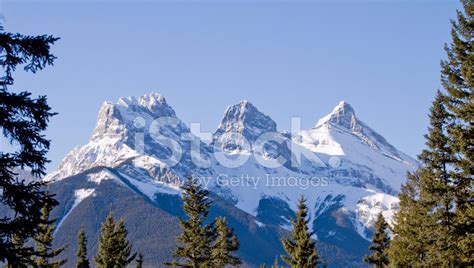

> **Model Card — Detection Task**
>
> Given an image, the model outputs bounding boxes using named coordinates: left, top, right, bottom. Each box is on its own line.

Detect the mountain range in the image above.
left=43, top=93, right=418, bottom=267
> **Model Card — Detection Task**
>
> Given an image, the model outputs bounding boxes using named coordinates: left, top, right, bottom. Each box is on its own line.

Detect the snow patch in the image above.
left=88, top=170, right=119, bottom=184
left=55, top=188, right=95, bottom=233
left=118, top=171, right=181, bottom=200
left=355, top=193, right=399, bottom=240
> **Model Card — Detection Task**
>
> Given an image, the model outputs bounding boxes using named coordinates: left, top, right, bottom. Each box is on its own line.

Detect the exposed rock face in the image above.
left=45, top=93, right=418, bottom=267
left=319, top=101, right=360, bottom=131
left=213, top=100, right=277, bottom=145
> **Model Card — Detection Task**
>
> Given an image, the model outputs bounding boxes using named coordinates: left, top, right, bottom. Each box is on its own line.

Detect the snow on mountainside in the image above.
left=46, top=93, right=210, bottom=185
left=296, top=101, right=418, bottom=193
left=46, top=93, right=418, bottom=245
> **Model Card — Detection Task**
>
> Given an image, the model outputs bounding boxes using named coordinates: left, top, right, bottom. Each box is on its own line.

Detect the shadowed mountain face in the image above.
left=43, top=93, right=417, bottom=267
left=47, top=168, right=365, bottom=267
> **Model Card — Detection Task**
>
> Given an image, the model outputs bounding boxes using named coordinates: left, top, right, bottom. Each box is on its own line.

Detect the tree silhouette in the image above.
left=0, top=24, right=59, bottom=266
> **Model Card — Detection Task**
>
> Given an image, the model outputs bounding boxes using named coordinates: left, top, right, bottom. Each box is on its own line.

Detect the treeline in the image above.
left=4, top=175, right=317, bottom=267
left=69, top=177, right=319, bottom=267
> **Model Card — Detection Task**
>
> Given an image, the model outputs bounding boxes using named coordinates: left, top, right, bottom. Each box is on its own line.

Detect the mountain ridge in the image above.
left=44, top=92, right=418, bottom=267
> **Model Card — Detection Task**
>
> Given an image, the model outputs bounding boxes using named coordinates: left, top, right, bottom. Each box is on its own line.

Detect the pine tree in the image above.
left=0, top=24, right=59, bottom=266
left=419, top=92, right=459, bottom=266
left=168, top=177, right=216, bottom=267
left=31, top=201, right=66, bottom=268
left=210, top=217, right=241, bottom=267
left=94, top=211, right=136, bottom=268
left=95, top=211, right=115, bottom=267
left=389, top=94, right=452, bottom=266
left=390, top=1, right=473, bottom=265
left=114, top=220, right=136, bottom=267
left=76, top=227, right=90, bottom=268
left=389, top=1, right=474, bottom=263
left=135, top=252, right=143, bottom=268
left=281, top=197, right=318, bottom=268
left=439, top=0, right=473, bottom=264
left=364, top=213, right=390, bottom=268
left=3, top=234, right=28, bottom=268
left=388, top=172, right=433, bottom=266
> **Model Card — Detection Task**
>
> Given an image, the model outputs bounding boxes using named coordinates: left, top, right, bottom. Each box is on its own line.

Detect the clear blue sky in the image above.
left=1, top=0, right=459, bottom=171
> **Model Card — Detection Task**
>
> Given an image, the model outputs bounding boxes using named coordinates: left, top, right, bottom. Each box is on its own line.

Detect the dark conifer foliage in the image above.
left=135, top=252, right=143, bottom=268
left=210, top=217, right=241, bottom=267
left=420, top=92, right=459, bottom=265
left=363, top=213, right=389, bottom=268
left=31, top=201, right=66, bottom=267
left=76, top=227, right=90, bottom=268
left=388, top=172, right=434, bottom=266
left=94, top=211, right=136, bottom=268
left=389, top=95, right=451, bottom=266
left=169, top=177, right=241, bottom=267
left=95, top=212, right=116, bottom=267
left=3, top=234, right=28, bottom=268
left=390, top=1, right=473, bottom=265
left=0, top=25, right=59, bottom=265
left=439, top=0, right=473, bottom=264
left=169, top=177, right=215, bottom=267
left=281, top=197, right=318, bottom=268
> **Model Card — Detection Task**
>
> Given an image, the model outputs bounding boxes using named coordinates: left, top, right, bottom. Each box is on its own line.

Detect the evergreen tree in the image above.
left=114, top=220, right=136, bottom=267
left=95, top=211, right=115, bottom=267
left=31, top=201, right=66, bottom=268
left=135, top=252, right=143, bottom=268
left=0, top=24, right=59, bottom=266
left=281, top=197, right=318, bottom=268
left=439, top=0, right=473, bottom=264
left=364, top=213, right=390, bottom=268
left=389, top=95, right=450, bottom=267
left=419, top=92, right=458, bottom=266
left=210, top=217, right=241, bottom=267
left=3, top=234, right=28, bottom=268
left=388, top=172, right=433, bottom=266
left=168, top=177, right=216, bottom=267
left=76, top=227, right=90, bottom=268
left=390, top=1, right=473, bottom=265
left=94, top=211, right=136, bottom=268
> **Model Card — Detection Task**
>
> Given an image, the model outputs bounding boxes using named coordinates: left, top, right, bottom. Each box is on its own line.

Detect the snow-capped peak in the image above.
left=116, top=93, right=176, bottom=118
left=297, top=101, right=419, bottom=193
left=48, top=93, right=421, bottom=246
left=91, top=93, right=181, bottom=141
left=313, top=100, right=405, bottom=158
left=316, top=100, right=360, bottom=131
left=213, top=100, right=277, bottom=143
left=46, top=93, right=191, bottom=182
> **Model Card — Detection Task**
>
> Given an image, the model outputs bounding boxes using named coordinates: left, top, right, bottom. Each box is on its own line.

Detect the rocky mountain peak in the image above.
left=213, top=100, right=277, bottom=144
left=311, top=101, right=414, bottom=164
left=91, top=93, right=180, bottom=141
left=116, top=93, right=176, bottom=118
left=316, top=101, right=361, bottom=132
